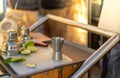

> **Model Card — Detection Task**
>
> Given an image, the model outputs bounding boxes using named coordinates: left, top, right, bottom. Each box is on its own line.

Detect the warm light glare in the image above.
left=7, top=7, right=11, bottom=12
left=0, top=0, right=3, bottom=13
left=73, top=0, right=87, bottom=24
left=92, top=0, right=101, bottom=5
left=70, top=0, right=88, bottom=46
left=73, top=0, right=88, bottom=45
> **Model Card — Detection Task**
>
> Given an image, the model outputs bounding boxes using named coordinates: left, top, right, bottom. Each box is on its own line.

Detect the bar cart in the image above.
left=0, top=14, right=119, bottom=78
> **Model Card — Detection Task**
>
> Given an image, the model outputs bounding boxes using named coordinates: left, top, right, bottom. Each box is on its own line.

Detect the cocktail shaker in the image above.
left=21, top=27, right=32, bottom=43
left=51, top=37, right=64, bottom=61
left=6, top=31, right=19, bottom=56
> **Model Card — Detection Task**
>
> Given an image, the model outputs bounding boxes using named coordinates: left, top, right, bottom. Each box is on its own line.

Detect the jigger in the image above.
left=51, top=37, right=64, bottom=61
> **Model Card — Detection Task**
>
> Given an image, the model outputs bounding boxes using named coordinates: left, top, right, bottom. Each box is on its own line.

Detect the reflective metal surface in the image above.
left=51, top=37, right=64, bottom=61
left=6, top=31, right=19, bottom=56
left=29, top=16, right=48, bottom=32
left=0, top=67, right=10, bottom=78
left=71, top=34, right=119, bottom=78
left=8, top=31, right=17, bottom=41
left=21, top=27, right=32, bottom=43
left=47, top=14, right=115, bottom=37
left=0, top=14, right=119, bottom=78
left=46, top=14, right=120, bottom=78
left=0, top=60, right=10, bottom=78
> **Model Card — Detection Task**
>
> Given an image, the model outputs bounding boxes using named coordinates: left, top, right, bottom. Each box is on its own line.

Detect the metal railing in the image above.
left=0, top=13, right=118, bottom=78
left=30, top=14, right=120, bottom=78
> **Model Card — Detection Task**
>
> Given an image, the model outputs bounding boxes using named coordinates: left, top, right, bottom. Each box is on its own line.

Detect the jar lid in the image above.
left=8, top=31, right=17, bottom=41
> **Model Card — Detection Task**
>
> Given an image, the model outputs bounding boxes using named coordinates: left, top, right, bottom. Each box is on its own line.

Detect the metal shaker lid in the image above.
left=24, top=28, right=29, bottom=36
left=21, top=26, right=29, bottom=36
left=8, top=31, right=17, bottom=41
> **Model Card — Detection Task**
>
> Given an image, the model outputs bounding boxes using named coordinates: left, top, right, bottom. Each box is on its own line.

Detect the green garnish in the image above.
left=4, top=57, right=25, bottom=64
left=27, top=46, right=37, bottom=52
left=24, top=41, right=35, bottom=48
left=4, top=58, right=12, bottom=64
left=26, top=63, right=37, bottom=68
left=20, top=41, right=37, bottom=55
left=20, top=49, right=31, bottom=55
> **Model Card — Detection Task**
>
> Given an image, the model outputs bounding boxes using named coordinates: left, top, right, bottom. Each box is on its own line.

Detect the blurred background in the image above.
left=0, top=0, right=103, bottom=48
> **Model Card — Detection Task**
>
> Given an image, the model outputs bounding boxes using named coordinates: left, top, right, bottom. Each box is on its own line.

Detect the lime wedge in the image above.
left=27, top=46, right=37, bottom=52
left=4, top=57, right=25, bottom=64
left=21, top=49, right=31, bottom=55
left=11, top=58, right=25, bottom=63
left=24, top=41, right=35, bottom=48
left=26, top=63, right=36, bottom=68
left=4, top=58, right=12, bottom=64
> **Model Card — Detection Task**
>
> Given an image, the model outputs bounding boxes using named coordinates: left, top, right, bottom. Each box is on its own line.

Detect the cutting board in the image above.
left=2, top=46, right=72, bottom=77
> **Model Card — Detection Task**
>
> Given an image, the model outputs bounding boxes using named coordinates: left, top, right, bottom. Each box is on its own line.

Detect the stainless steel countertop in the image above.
left=0, top=32, right=94, bottom=78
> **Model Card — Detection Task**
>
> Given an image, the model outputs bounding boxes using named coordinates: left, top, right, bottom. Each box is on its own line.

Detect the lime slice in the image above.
left=21, top=49, right=31, bottom=55
left=11, top=58, right=25, bottom=63
left=24, top=41, right=35, bottom=48
left=4, top=57, right=12, bottom=64
left=4, top=57, right=25, bottom=64
left=27, top=46, right=37, bottom=52
left=26, top=63, right=36, bottom=68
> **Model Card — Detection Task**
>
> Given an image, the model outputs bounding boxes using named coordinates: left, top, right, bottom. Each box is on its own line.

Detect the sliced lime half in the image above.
left=11, top=58, right=26, bottom=63
left=21, top=49, right=31, bottom=55
left=24, top=41, right=35, bottom=48
left=26, top=63, right=37, bottom=68
left=4, top=57, right=25, bottom=64
left=27, top=46, right=37, bottom=52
